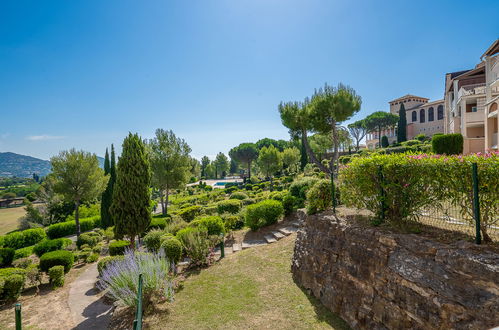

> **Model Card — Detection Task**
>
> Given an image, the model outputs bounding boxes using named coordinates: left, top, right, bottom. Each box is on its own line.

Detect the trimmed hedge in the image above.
left=178, top=205, right=202, bottom=222
left=76, top=233, right=101, bottom=249
left=192, top=216, right=225, bottom=236
left=13, top=246, right=34, bottom=260
left=39, top=250, right=74, bottom=273
left=33, top=238, right=72, bottom=257
left=245, top=199, right=284, bottom=231
left=0, top=268, right=26, bottom=301
left=216, top=200, right=241, bottom=214
left=1, top=228, right=47, bottom=250
left=0, top=248, right=15, bottom=266
left=147, top=217, right=167, bottom=230
left=48, top=265, right=65, bottom=288
left=46, top=216, right=101, bottom=239
left=161, top=237, right=183, bottom=264
left=432, top=133, right=464, bottom=155
left=109, top=240, right=130, bottom=256
left=229, top=192, right=249, bottom=200
left=143, top=229, right=164, bottom=252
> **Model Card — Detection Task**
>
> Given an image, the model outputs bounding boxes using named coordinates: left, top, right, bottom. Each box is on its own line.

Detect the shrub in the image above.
left=176, top=228, right=211, bottom=266
left=432, top=133, right=464, bottom=155
left=109, top=240, right=130, bottom=256
left=216, top=200, right=241, bottom=214
left=39, top=250, right=74, bottom=273
left=178, top=205, right=202, bottom=222
left=12, top=258, right=33, bottom=269
left=97, top=250, right=174, bottom=307
left=33, top=238, right=72, bottom=257
left=401, top=139, right=421, bottom=146
left=202, top=205, right=218, bottom=215
left=46, top=216, right=101, bottom=239
left=13, top=246, right=34, bottom=260
left=1, top=273, right=25, bottom=301
left=289, top=177, right=318, bottom=200
left=381, top=135, right=389, bottom=148
left=220, top=213, right=245, bottom=230
left=148, top=217, right=167, bottom=230
left=97, top=255, right=125, bottom=276
left=0, top=248, right=15, bottom=266
left=143, top=229, right=164, bottom=252
left=242, top=198, right=256, bottom=206
left=306, top=179, right=332, bottom=215
left=86, top=253, right=99, bottom=263
left=194, top=216, right=225, bottom=236
left=415, top=133, right=426, bottom=141
left=48, top=265, right=65, bottom=289
left=282, top=194, right=296, bottom=216
left=76, top=233, right=100, bottom=249
left=164, top=217, right=188, bottom=236
left=2, top=228, right=47, bottom=250
left=161, top=237, right=183, bottom=264
left=230, top=192, right=248, bottom=200
left=245, top=200, right=284, bottom=230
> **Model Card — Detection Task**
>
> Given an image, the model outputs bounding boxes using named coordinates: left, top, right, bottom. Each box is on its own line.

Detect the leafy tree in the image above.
left=364, top=111, right=399, bottom=147
left=229, top=143, right=258, bottom=179
left=348, top=120, right=368, bottom=151
left=337, top=126, right=353, bottom=152
left=229, top=158, right=239, bottom=174
left=148, top=129, right=191, bottom=215
left=397, top=103, right=407, bottom=143
left=309, top=134, right=332, bottom=161
left=256, top=138, right=280, bottom=151
left=111, top=133, right=151, bottom=249
left=282, top=147, right=300, bottom=174
left=381, top=135, right=389, bottom=148
left=189, top=157, right=201, bottom=180
left=257, top=145, right=282, bottom=188
left=214, top=152, right=229, bottom=178
left=51, top=149, right=108, bottom=237
left=201, top=156, right=210, bottom=178
left=205, top=162, right=215, bottom=179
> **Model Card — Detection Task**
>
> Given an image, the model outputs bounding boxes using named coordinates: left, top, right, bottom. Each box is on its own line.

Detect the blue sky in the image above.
left=1, top=0, right=498, bottom=160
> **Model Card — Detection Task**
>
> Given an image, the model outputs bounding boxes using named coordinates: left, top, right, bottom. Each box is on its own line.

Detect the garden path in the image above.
left=68, top=263, right=113, bottom=329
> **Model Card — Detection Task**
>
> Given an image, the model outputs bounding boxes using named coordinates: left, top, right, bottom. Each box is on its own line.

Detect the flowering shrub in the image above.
left=97, top=249, right=174, bottom=307
left=339, top=152, right=499, bottom=241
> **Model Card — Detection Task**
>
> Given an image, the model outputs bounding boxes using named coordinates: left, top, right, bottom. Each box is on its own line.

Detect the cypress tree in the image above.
left=397, top=103, right=407, bottom=143
left=110, top=134, right=151, bottom=249
left=109, top=144, right=116, bottom=225
left=100, top=149, right=112, bottom=228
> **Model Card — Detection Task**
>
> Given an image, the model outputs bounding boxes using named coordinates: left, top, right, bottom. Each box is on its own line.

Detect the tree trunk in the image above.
left=330, top=123, right=339, bottom=177
left=247, top=161, right=251, bottom=179
left=378, top=127, right=382, bottom=147
left=160, top=192, right=166, bottom=216
left=301, top=129, right=330, bottom=175
left=165, top=189, right=169, bottom=215
left=129, top=235, right=135, bottom=250
left=75, top=200, right=81, bottom=237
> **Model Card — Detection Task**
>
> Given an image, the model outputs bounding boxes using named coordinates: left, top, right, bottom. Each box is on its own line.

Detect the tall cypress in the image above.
left=109, top=144, right=116, bottom=225
left=100, top=149, right=111, bottom=228
left=110, top=133, right=151, bottom=249
left=397, top=103, right=407, bottom=143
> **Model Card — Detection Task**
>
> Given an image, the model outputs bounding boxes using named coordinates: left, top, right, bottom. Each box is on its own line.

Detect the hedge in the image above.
left=46, top=216, right=101, bottom=239
left=245, top=199, right=284, bottom=231
left=306, top=179, right=332, bottom=215
left=161, top=237, right=183, bottom=264
left=1, top=228, right=47, bottom=250
left=143, top=229, right=163, bottom=252
left=76, top=233, right=101, bottom=249
left=33, top=238, right=72, bottom=257
left=48, top=265, right=65, bottom=288
left=192, top=216, right=225, bottom=236
left=39, top=250, right=74, bottom=273
left=0, top=268, right=26, bottom=302
left=109, top=240, right=130, bottom=256
left=147, top=217, right=167, bottom=230
left=432, top=133, right=464, bottom=155
left=216, top=200, right=241, bottom=214
left=178, top=205, right=202, bottom=222
left=0, top=248, right=15, bottom=266
left=13, top=246, right=34, bottom=260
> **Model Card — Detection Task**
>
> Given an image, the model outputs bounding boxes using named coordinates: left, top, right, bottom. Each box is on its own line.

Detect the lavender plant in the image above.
left=97, top=248, right=174, bottom=307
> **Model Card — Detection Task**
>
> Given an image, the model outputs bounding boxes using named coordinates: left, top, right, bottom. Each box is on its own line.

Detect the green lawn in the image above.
left=0, top=206, right=25, bottom=235
left=146, top=234, right=349, bottom=330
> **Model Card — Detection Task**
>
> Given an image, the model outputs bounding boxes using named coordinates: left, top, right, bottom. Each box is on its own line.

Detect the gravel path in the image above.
left=68, top=263, right=113, bottom=329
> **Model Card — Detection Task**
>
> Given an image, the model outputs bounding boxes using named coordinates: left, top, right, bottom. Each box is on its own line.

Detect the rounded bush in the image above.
left=161, top=237, right=183, bottom=264
left=76, top=233, right=100, bottom=249
left=242, top=198, right=256, bottom=206
left=178, top=205, right=202, bottom=222
left=0, top=248, right=15, bottom=266
left=282, top=194, right=296, bottom=216
left=143, top=229, right=164, bottom=252
left=39, top=250, right=74, bottom=273
left=306, top=179, right=332, bottom=215
left=432, top=133, right=464, bottom=155
left=245, top=199, right=284, bottom=231
left=109, top=240, right=130, bottom=256
left=33, top=238, right=72, bottom=257
left=148, top=217, right=167, bottom=230
left=216, top=200, right=241, bottom=214
left=194, top=216, right=225, bottom=236
left=289, top=177, right=319, bottom=200
left=48, top=265, right=65, bottom=288
left=220, top=214, right=245, bottom=230
left=2, top=274, right=25, bottom=301
left=86, top=253, right=99, bottom=263
left=230, top=191, right=249, bottom=200
left=14, top=246, right=34, bottom=260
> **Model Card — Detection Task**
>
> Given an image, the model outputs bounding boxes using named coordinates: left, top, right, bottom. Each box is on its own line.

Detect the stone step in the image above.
left=278, top=227, right=293, bottom=236
left=232, top=243, right=242, bottom=252
left=271, top=231, right=285, bottom=240
left=290, top=221, right=301, bottom=227
left=282, top=226, right=298, bottom=233
left=242, top=240, right=266, bottom=249
left=264, top=235, right=277, bottom=244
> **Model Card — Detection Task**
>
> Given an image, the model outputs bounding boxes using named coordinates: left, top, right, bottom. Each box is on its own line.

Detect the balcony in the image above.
left=465, top=110, right=485, bottom=125
left=458, top=83, right=486, bottom=100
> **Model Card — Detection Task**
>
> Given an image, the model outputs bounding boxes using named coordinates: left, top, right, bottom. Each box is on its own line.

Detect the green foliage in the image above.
left=306, top=179, right=332, bottom=215
left=143, top=229, right=164, bottom=252
left=216, top=199, right=241, bottom=214
left=161, top=237, right=183, bottom=264
left=148, top=217, right=167, bottom=230
left=214, top=152, right=230, bottom=178
left=289, top=177, right=319, bottom=200
left=415, top=133, right=426, bottom=141
left=33, top=238, right=72, bottom=257
left=39, top=250, right=74, bottom=273
left=0, top=271, right=26, bottom=302
left=229, top=191, right=248, bottom=200
left=229, top=143, right=259, bottom=179
left=111, top=133, right=152, bottom=245
left=257, top=145, right=282, bottom=179
left=0, top=248, right=15, bottom=266
left=282, top=194, right=296, bottom=216
left=178, top=205, right=202, bottom=222
left=397, top=103, right=407, bottom=143
left=109, top=240, right=130, bottom=256
left=76, top=233, right=101, bottom=249
left=220, top=213, right=244, bottom=230
left=400, top=139, right=421, bottom=146
left=97, top=255, right=124, bottom=276
left=432, top=133, right=464, bottom=155
left=282, top=147, right=301, bottom=174
left=101, top=148, right=113, bottom=228
left=164, top=217, right=188, bottom=235
left=86, top=253, right=99, bottom=263
left=1, top=228, right=47, bottom=250
left=66, top=203, right=100, bottom=222
left=13, top=246, right=34, bottom=260
left=12, top=257, right=32, bottom=269
left=365, top=111, right=398, bottom=146
left=245, top=200, right=284, bottom=230
left=193, top=216, right=225, bottom=235
left=381, top=135, right=389, bottom=148
left=48, top=265, right=65, bottom=288
left=176, top=227, right=210, bottom=266
left=46, top=216, right=101, bottom=239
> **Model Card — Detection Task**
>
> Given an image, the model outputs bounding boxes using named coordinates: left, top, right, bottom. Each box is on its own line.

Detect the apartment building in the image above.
left=444, top=39, right=499, bottom=153
left=365, top=95, right=445, bottom=149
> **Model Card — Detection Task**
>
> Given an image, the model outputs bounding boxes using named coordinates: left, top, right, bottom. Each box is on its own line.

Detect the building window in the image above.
left=412, top=111, right=417, bottom=122
left=420, top=109, right=425, bottom=123
left=437, top=105, right=443, bottom=120
left=428, top=107, right=434, bottom=121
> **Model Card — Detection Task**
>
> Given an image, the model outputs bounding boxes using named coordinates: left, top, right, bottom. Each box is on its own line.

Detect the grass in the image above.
left=0, top=206, right=25, bottom=235
left=145, top=234, right=349, bottom=330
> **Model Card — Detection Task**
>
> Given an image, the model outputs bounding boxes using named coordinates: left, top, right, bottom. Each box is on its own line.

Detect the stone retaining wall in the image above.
left=291, top=211, right=499, bottom=329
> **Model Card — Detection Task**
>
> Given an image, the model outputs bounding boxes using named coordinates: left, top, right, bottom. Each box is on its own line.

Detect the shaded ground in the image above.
left=0, top=206, right=25, bottom=235
left=142, top=233, right=349, bottom=330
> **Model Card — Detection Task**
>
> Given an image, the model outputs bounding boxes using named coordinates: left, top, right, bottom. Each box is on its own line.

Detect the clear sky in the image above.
left=1, top=0, right=498, bottom=160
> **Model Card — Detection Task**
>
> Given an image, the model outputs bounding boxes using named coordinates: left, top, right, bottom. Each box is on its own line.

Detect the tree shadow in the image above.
left=73, top=296, right=113, bottom=330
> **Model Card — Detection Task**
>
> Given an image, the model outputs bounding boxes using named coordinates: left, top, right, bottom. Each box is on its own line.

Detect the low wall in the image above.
left=291, top=211, right=499, bottom=329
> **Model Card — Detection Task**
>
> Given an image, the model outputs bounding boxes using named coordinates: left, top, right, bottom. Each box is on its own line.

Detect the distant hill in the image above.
left=0, top=152, right=105, bottom=178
